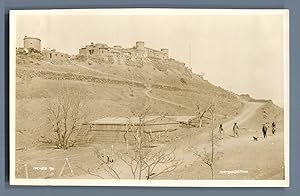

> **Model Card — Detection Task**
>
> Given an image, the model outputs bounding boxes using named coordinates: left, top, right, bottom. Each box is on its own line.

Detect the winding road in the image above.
left=67, top=64, right=268, bottom=177
left=74, top=65, right=266, bottom=172
left=162, top=101, right=265, bottom=167
left=74, top=63, right=195, bottom=112
left=144, top=88, right=193, bottom=111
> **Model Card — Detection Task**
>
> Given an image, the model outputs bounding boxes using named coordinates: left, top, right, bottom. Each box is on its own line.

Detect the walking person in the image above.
left=219, top=124, right=224, bottom=139
left=262, top=123, right=268, bottom=138
left=271, top=121, right=276, bottom=135
left=233, top=122, right=239, bottom=137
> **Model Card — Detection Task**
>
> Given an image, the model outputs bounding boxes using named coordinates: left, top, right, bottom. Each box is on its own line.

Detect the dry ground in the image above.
left=15, top=101, right=285, bottom=180
left=163, top=126, right=284, bottom=180
left=14, top=54, right=284, bottom=180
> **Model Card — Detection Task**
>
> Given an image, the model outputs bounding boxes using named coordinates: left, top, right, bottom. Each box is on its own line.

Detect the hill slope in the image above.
left=16, top=52, right=245, bottom=147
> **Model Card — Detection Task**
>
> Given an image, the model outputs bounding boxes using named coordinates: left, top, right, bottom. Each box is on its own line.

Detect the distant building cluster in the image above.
left=18, top=36, right=171, bottom=61
left=79, top=41, right=169, bottom=60
left=42, top=48, right=71, bottom=60
left=18, top=36, right=71, bottom=60
left=23, top=36, right=41, bottom=51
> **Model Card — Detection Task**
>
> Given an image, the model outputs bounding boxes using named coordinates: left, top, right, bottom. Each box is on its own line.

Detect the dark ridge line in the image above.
left=16, top=68, right=200, bottom=93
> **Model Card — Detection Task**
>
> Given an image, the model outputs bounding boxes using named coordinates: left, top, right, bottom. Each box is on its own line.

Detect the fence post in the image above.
left=24, top=164, right=29, bottom=179
left=58, top=160, right=67, bottom=177
left=65, top=158, right=74, bottom=176
left=126, top=140, right=129, bottom=153
left=111, top=145, right=114, bottom=158
left=59, top=157, right=74, bottom=177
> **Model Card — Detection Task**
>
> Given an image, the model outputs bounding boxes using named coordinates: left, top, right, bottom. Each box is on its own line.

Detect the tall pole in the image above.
left=208, top=108, right=215, bottom=180
left=189, top=40, right=192, bottom=69
left=211, top=111, right=214, bottom=179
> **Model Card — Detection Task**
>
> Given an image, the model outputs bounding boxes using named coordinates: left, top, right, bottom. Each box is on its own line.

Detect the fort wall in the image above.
left=42, top=49, right=71, bottom=60
left=79, top=41, right=169, bottom=60
left=19, top=36, right=173, bottom=63
left=23, top=36, right=41, bottom=51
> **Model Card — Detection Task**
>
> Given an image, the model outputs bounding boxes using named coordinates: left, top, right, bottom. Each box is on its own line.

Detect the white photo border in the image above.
left=9, top=8, right=290, bottom=187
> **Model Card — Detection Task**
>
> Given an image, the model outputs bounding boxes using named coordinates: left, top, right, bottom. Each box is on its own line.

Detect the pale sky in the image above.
left=14, top=12, right=287, bottom=107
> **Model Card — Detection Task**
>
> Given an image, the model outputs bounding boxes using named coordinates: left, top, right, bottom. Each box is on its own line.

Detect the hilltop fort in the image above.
left=17, top=36, right=71, bottom=60
left=79, top=41, right=169, bottom=60
left=18, top=36, right=171, bottom=62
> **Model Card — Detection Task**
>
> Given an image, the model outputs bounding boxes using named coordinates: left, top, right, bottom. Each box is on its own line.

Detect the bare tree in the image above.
left=92, top=146, right=181, bottom=180
left=195, top=104, right=213, bottom=128
left=90, top=107, right=181, bottom=179
left=93, top=149, right=121, bottom=179
left=142, top=148, right=180, bottom=180
left=122, top=106, right=181, bottom=180
left=191, top=105, right=223, bottom=179
left=46, top=86, right=86, bottom=149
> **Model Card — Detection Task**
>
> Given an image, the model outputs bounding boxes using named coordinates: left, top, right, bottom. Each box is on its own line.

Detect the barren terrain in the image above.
left=14, top=52, right=284, bottom=180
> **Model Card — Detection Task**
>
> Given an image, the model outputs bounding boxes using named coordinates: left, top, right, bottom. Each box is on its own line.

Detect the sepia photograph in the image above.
left=9, top=9, right=289, bottom=187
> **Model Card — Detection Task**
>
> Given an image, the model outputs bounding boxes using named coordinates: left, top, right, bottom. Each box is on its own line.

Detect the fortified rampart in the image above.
left=18, top=36, right=184, bottom=67
left=18, top=36, right=70, bottom=60
left=79, top=41, right=169, bottom=60
left=23, top=36, right=41, bottom=51
left=42, top=49, right=71, bottom=60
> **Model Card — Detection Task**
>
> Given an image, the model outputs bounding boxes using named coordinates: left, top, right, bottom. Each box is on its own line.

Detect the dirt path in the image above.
left=163, top=101, right=265, bottom=169
left=17, top=100, right=283, bottom=180
left=75, top=63, right=119, bottom=79
left=75, top=63, right=144, bottom=85
left=144, top=88, right=193, bottom=111
left=214, top=129, right=284, bottom=180
left=75, top=64, right=193, bottom=110
left=159, top=101, right=284, bottom=180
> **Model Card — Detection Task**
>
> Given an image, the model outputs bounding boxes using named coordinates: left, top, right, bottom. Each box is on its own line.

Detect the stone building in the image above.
left=79, top=42, right=113, bottom=56
left=19, top=36, right=170, bottom=62
left=19, top=36, right=71, bottom=60
left=42, top=49, right=71, bottom=60
left=23, top=36, right=41, bottom=51
left=78, top=41, right=169, bottom=60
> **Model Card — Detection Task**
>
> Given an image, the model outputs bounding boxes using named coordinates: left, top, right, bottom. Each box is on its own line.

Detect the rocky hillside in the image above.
left=15, top=51, right=246, bottom=147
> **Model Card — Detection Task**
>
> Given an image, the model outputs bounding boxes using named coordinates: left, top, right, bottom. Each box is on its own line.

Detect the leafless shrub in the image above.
left=92, top=146, right=181, bottom=180
left=195, top=104, right=213, bottom=128
left=190, top=104, right=223, bottom=179
left=93, top=149, right=121, bottom=179
left=45, top=86, right=86, bottom=149
left=143, top=148, right=181, bottom=179
left=190, top=147, right=223, bottom=180
left=90, top=107, right=181, bottom=179
left=74, top=55, right=87, bottom=62
left=180, top=78, right=187, bottom=84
